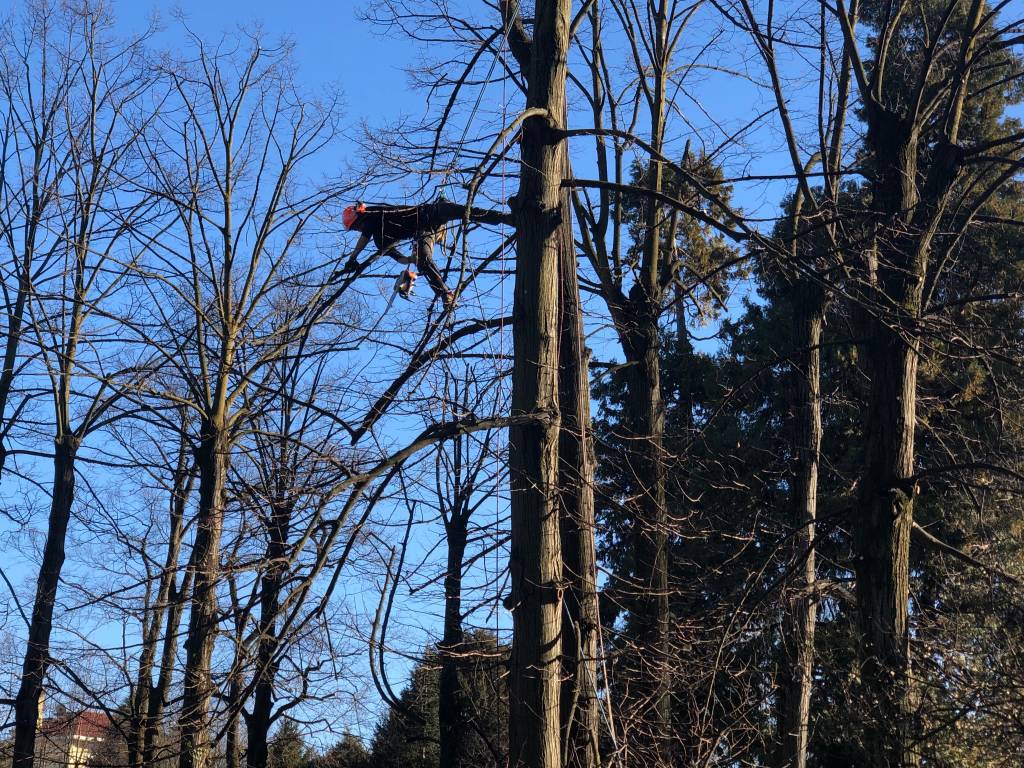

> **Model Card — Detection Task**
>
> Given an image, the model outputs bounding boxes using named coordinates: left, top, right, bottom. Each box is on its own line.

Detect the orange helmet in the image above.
left=343, top=202, right=366, bottom=230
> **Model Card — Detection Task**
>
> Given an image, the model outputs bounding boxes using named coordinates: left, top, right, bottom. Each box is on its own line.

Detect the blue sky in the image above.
left=30, top=0, right=1024, bottom=747
left=115, top=1, right=412, bottom=112
left=1, top=0, right=780, bottom=743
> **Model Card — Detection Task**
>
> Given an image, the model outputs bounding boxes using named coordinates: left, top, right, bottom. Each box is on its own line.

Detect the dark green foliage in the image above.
left=365, top=633, right=508, bottom=768
left=268, top=721, right=317, bottom=768
left=310, top=735, right=370, bottom=768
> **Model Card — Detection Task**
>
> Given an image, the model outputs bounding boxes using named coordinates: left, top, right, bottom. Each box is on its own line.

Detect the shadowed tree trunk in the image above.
left=179, top=419, right=231, bottom=768
left=12, top=434, right=79, bottom=768
left=558, top=194, right=600, bottom=768
left=246, top=490, right=296, bottom=768
left=503, top=1, right=571, bottom=766
left=129, top=438, right=194, bottom=768
left=776, top=282, right=824, bottom=768
left=143, top=547, right=194, bottom=768
left=438, top=520, right=468, bottom=768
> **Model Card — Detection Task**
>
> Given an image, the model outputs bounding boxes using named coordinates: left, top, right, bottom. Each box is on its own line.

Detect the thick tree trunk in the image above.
left=853, top=121, right=923, bottom=768
left=855, top=326, right=919, bottom=768
left=179, top=422, right=230, bottom=768
left=438, top=524, right=468, bottom=768
left=558, top=208, right=600, bottom=768
left=12, top=435, right=79, bottom=768
left=507, top=1, right=570, bottom=766
left=776, top=293, right=823, bottom=768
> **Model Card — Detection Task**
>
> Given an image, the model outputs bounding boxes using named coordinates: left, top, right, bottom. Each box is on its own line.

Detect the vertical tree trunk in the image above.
left=855, top=326, right=920, bottom=768
left=627, top=5, right=672, bottom=756
left=622, top=323, right=670, bottom=764
left=247, top=498, right=293, bottom=768
left=776, top=290, right=823, bottom=768
left=132, top=447, right=193, bottom=768
left=225, top=678, right=242, bottom=768
left=558, top=200, right=600, bottom=768
left=853, top=120, right=923, bottom=768
left=12, top=434, right=79, bottom=768
left=438, top=523, right=468, bottom=768
left=507, top=1, right=570, bottom=766
left=143, top=561, right=193, bottom=768
left=179, top=421, right=230, bottom=768
left=0, top=268, right=31, bottom=478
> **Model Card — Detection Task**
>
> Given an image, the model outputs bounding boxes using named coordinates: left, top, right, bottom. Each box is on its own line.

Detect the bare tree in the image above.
left=133, top=31, right=344, bottom=768
left=8, top=6, right=155, bottom=767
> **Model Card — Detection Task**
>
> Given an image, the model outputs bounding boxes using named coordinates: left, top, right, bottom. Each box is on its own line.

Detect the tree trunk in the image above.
left=179, top=421, right=231, bottom=768
left=246, top=499, right=294, bottom=768
left=143, top=561, right=193, bottom=768
left=855, top=326, right=919, bottom=768
left=225, top=678, right=242, bottom=768
left=507, top=1, right=570, bottom=766
left=12, top=434, right=80, bottom=768
left=776, top=291, right=823, bottom=768
left=622, top=322, right=670, bottom=765
left=0, top=268, right=30, bottom=478
left=853, top=120, right=923, bottom=768
left=558, top=204, right=600, bottom=768
left=132, top=449, right=193, bottom=768
left=626, top=8, right=672, bottom=755
left=438, top=523, right=468, bottom=768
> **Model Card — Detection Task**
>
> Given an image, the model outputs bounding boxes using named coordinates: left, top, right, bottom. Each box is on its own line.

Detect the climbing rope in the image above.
left=434, top=0, right=522, bottom=198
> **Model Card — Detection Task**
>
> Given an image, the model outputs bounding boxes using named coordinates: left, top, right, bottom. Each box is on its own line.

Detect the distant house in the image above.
left=36, top=710, right=115, bottom=768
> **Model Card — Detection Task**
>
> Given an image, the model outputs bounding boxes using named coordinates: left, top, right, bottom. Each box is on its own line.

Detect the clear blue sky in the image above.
left=115, top=0, right=419, bottom=130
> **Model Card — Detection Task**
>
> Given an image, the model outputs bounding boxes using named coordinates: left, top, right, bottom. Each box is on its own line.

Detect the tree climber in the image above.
left=341, top=199, right=509, bottom=307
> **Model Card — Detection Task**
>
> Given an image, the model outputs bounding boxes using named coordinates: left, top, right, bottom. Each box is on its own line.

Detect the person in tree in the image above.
left=341, top=199, right=510, bottom=307
left=342, top=201, right=453, bottom=305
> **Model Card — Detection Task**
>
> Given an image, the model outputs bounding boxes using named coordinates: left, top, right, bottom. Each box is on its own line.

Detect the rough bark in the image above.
left=506, top=1, right=570, bottom=766
left=776, top=290, right=823, bottom=768
left=11, top=434, right=80, bottom=768
left=558, top=199, right=600, bottom=768
left=853, top=112, right=924, bottom=768
left=855, top=318, right=920, bottom=768
left=178, top=421, right=231, bottom=768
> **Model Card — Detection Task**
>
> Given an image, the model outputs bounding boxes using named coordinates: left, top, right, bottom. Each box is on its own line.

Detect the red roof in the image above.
left=39, top=710, right=112, bottom=740
left=70, top=711, right=112, bottom=739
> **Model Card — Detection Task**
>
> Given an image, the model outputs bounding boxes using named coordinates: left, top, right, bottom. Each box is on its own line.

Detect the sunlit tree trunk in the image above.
left=504, top=1, right=570, bottom=766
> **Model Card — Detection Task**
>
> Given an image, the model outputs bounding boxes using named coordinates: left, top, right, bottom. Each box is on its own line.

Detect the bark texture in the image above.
left=506, top=1, right=571, bottom=766
left=854, top=112, right=927, bottom=768
left=558, top=197, right=600, bottom=768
